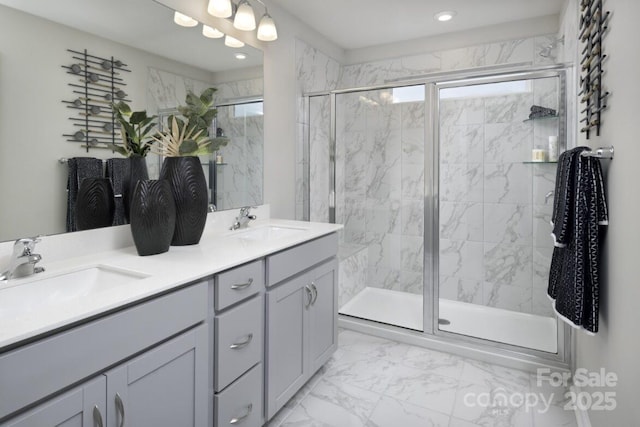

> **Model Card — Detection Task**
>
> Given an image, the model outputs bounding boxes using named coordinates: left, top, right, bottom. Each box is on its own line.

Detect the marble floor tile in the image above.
left=401, top=345, right=466, bottom=380
left=338, top=330, right=411, bottom=361
left=384, top=365, right=459, bottom=413
left=267, top=328, right=577, bottom=427
left=281, top=379, right=381, bottom=427
left=366, top=396, right=450, bottom=427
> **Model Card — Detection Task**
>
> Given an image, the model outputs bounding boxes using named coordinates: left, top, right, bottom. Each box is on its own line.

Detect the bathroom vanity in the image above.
left=0, top=213, right=341, bottom=426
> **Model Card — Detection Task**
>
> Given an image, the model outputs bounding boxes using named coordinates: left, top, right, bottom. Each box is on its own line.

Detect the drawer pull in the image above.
left=310, top=282, right=318, bottom=305
left=115, top=392, right=125, bottom=427
left=93, top=405, right=104, bottom=427
left=231, top=278, right=254, bottom=290
left=230, top=333, right=254, bottom=349
left=229, top=403, right=253, bottom=424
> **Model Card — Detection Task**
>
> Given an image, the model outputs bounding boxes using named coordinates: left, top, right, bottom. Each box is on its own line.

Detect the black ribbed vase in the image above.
left=124, top=155, right=150, bottom=221
left=159, top=156, right=208, bottom=246
left=75, top=178, right=115, bottom=231
left=130, top=180, right=176, bottom=256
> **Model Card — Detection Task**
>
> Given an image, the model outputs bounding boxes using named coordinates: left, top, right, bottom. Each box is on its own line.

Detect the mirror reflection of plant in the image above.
left=155, top=87, right=230, bottom=157
left=111, top=101, right=157, bottom=157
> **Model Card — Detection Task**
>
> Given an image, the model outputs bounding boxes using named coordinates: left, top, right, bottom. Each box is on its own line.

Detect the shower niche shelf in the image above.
left=522, top=115, right=558, bottom=123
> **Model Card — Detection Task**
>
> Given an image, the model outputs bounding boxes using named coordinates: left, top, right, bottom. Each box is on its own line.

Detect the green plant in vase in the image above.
left=110, top=101, right=157, bottom=157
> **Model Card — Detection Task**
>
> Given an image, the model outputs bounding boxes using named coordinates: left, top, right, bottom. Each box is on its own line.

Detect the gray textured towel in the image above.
left=66, top=157, right=104, bottom=232
left=106, top=158, right=130, bottom=226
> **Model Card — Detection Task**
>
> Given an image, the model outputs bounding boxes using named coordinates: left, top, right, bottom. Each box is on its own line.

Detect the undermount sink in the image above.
left=0, top=265, right=149, bottom=319
left=236, top=225, right=306, bottom=242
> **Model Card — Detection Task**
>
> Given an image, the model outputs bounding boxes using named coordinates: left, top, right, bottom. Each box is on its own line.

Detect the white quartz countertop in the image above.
left=0, top=219, right=342, bottom=350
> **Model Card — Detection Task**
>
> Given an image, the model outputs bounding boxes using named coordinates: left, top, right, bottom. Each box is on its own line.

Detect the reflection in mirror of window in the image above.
left=234, top=102, right=264, bottom=118
left=392, top=85, right=426, bottom=104
left=440, top=80, right=532, bottom=100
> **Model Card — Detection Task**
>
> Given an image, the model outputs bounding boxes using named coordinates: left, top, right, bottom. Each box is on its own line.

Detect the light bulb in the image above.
left=173, top=11, right=198, bottom=27
left=233, top=0, right=256, bottom=31
left=203, top=25, right=224, bottom=39
left=234, top=52, right=247, bottom=60
left=257, top=13, right=278, bottom=41
left=224, top=35, right=245, bottom=48
left=207, top=0, right=232, bottom=18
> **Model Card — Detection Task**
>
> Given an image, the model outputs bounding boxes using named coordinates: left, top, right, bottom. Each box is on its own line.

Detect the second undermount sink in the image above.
left=236, top=225, right=306, bottom=242
left=0, top=265, right=149, bottom=319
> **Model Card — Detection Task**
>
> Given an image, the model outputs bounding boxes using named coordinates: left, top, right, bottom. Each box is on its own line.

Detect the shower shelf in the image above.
left=522, top=161, right=558, bottom=164
left=522, top=115, right=558, bottom=123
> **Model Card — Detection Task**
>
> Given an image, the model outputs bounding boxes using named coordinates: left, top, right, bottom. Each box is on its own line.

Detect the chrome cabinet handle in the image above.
left=93, top=405, right=104, bottom=427
left=310, top=282, right=318, bottom=305
left=230, top=333, right=253, bottom=349
left=229, top=403, right=253, bottom=424
left=115, top=393, right=125, bottom=427
left=231, top=278, right=253, bottom=290
left=304, top=285, right=312, bottom=308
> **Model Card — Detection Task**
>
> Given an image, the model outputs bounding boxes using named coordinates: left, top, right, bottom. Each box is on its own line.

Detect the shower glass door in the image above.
left=333, top=85, right=426, bottom=331
left=435, top=73, right=562, bottom=353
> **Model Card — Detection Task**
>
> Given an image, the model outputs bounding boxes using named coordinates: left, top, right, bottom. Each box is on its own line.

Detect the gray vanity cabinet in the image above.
left=104, top=324, right=208, bottom=427
left=0, top=281, right=209, bottom=426
left=2, top=377, right=106, bottom=427
left=265, top=234, right=338, bottom=420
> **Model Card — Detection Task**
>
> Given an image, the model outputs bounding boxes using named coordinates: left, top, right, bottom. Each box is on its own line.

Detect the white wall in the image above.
left=0, top=4, right=214, bottom=241
left=573, top=0, right=640, bottom=425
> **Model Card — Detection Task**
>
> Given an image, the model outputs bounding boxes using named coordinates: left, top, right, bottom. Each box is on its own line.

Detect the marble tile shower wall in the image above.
left=336, top=91, right=426, bottom=295
left=215, top=107, right=264, bottom=210
left=438, top=78, right=558, bottom=317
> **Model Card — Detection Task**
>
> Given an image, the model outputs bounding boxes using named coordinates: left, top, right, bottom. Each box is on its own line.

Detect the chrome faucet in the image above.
left=230, top=206, right=257, bottom=230
left=0, top=237, right=45, bottom=282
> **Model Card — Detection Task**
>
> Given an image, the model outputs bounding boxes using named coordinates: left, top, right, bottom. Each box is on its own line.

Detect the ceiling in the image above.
left=270, top=0, right=566, bottom=50
left=0, top=0, right=262, bottom=72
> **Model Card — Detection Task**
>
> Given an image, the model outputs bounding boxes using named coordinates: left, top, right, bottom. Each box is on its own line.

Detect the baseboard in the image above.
left=571, top=385, right=593, bottom=427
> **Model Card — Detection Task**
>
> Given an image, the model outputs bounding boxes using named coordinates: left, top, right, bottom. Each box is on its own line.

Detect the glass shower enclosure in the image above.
left=306, top=66, right=569, bottom=361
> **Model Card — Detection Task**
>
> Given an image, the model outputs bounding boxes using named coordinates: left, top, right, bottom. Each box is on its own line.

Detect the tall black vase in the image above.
left=159, top=156, right=208, bottom=245
left=124, top=156, right=149, bottom=221
left=75, top=178, right=115, bottom=231
left=130, top=180, right=176, bottom=256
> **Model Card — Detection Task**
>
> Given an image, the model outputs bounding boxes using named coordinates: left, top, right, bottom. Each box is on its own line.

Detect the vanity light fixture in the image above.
left=173, top=11, right=198, bottom=27
left=234, top=52, right=248, bottom=60
left=257, top=11, right=278, bottom=41
left=225, top=35, right=245, bottom=48
left=203, top=25, right=225, bottom=38
left=234, top=0, right=256, bottom=31
left=208, top=0, right=233, bottom=18
left=434, top=10, right=456, bottom=22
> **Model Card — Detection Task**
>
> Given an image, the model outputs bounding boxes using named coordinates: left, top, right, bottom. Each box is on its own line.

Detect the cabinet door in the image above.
left=105, top=325, right=208, bottom=427
left=2, top=376, right=105, bottom=427
left=265, top=273, right=309, bottom=420
left=308, top=258, right=338, bottom=373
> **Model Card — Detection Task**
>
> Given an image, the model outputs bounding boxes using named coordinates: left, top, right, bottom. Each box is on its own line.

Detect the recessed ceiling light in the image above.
left=434, top=11, right=456, bottom=22
left=234, top=52, right=248, bottom=60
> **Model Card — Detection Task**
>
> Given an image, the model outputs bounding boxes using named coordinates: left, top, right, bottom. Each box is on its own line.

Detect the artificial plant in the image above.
left=111, top=101, right=157, bottom=157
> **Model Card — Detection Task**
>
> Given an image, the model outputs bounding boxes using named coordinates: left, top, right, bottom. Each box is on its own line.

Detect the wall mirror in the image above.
left=0, top=0, right=264, bottom=242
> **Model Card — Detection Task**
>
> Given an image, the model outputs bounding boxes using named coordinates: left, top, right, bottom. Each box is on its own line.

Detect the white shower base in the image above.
left=339, top=287, right=558, bottom=353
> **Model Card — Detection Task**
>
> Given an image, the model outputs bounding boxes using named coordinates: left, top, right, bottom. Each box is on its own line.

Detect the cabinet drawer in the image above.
left=214, top=296, right=263, bottom=391
left=215, top=260, right=264, bottom=311
left=266, top=233, right=338, bottom=287
left=214, top=363, right=263, bottom=427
